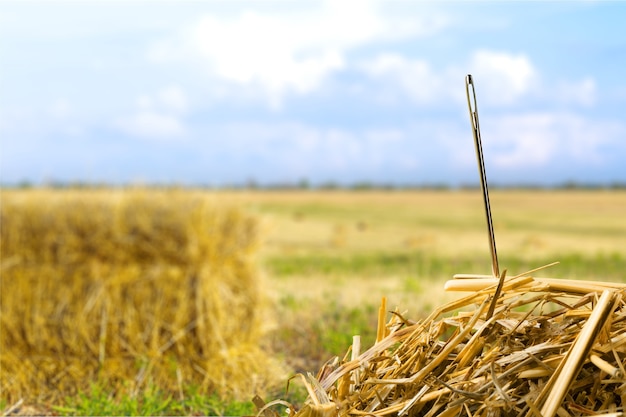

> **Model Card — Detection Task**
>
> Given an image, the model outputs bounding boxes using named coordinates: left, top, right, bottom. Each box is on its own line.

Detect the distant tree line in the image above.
left=4, top=179, right=626, bottom=191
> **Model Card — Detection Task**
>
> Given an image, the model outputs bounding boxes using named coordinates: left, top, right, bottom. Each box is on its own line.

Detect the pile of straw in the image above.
left=1, top=190, right=283, bottom=404
left=264, top=274, right=626, bottom=417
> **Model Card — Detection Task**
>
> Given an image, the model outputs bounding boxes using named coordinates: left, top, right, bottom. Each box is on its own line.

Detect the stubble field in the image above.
left=241, top=189, right=626, bottom=306
left=227, top=189, right=626, bottom=373
left=2, top=188, right=625, bottom=415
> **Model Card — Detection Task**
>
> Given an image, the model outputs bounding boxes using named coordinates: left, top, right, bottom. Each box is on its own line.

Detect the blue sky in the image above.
left=1, top=1, right=625, bottom=186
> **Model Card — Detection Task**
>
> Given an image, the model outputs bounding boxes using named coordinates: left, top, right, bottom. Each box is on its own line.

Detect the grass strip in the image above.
left=265, top=251, right=626, bottom=280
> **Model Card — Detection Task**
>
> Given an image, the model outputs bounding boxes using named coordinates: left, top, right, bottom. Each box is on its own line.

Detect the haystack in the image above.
left=260, top=272, right=626, bottom=417
left=0, top=190, right=284, bottom=404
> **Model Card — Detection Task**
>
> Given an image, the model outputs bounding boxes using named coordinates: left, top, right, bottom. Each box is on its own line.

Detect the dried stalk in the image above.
left=541, top=290, right=617, bottom=417
left=269, top=274, right=626, bottom=417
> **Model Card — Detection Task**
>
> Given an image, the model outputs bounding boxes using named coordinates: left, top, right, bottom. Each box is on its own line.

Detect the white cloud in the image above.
left=359, top=49, right=538, bottom=107
left=482, top=112, right=625, bottom=169
left=137, top=95, right=152, bottom=110
left=211, top=122, right=417, bottom=178
left=49, top=98, right=72, bottom=119
left=553, top=77, right=597, bottom=107
left=359, top=54, right=443, bottom=104
left=487, top=114, right=558, bottom=168
left=148, top=1, right=449, bottom=108
left=116, top=111, right=185, bottom=139
left=156, top=85, right=188, bottom=113
left=115, top=85, right=188, bottom=140
left=137, top=85, right=187, bottom=114
left=468, top=50, right=536, bottom=104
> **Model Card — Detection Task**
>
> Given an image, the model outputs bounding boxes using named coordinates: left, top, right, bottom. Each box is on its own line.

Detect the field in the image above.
left=224, top=189, right=626, bottom=375
left=237, top=189, right=626, bottom=310
left=2, top=188, right=626, bottom=415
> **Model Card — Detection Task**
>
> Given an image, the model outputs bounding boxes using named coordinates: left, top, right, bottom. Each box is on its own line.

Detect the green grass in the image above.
left=265, top=251, right=495, bottom=282
left=50, top=383, right=267, bottom=416
left=265, top=251, right=626, bottom=282
left=266, top=251, right=429, bottom=277
left=501, top=252, right=626, bottom=280
left=267, top=296, right=377, bottom=374
left=14, top=381, right=308, bottom=416
left=313, top=301, right=378, bottom=355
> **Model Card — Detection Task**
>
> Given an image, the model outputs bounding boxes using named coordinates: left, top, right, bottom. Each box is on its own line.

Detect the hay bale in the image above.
left=0, top=190, right=283, bottom=403
left=269, top=275, right=626, bottom=417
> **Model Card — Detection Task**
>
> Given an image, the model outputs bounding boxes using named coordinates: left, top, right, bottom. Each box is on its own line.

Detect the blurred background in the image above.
left=1, top=1, right=625, bottom=188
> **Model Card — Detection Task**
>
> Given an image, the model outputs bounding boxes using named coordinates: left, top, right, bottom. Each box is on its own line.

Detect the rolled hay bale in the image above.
left=263, top=275, right=626, bottom=417
left=0, top=190, right=284, bottom=404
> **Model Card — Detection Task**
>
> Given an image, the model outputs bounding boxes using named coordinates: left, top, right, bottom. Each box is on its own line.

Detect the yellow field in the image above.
left=217, top=189, right=626, bottom=257
left=2, top=188, right=625, bottom=409
left=211, top=189, right=626, bottom=308
left=208, top=189, right=626, bottom=375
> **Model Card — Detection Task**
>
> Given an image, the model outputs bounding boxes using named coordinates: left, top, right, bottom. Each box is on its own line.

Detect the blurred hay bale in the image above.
left=267, top=276, right=626, bottom=417
left=0, top=190, right=283, bottom=403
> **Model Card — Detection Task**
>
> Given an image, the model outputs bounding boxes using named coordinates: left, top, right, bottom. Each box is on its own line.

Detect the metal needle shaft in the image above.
left=465, top=74, right=500, bottom=279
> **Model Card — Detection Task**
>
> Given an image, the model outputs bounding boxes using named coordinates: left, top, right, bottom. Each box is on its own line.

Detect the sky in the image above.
left=1, top=1, right=625, bottom=187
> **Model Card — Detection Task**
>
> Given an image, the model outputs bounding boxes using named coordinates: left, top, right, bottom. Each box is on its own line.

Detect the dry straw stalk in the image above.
left=266, top=274, right=626, bottom=417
